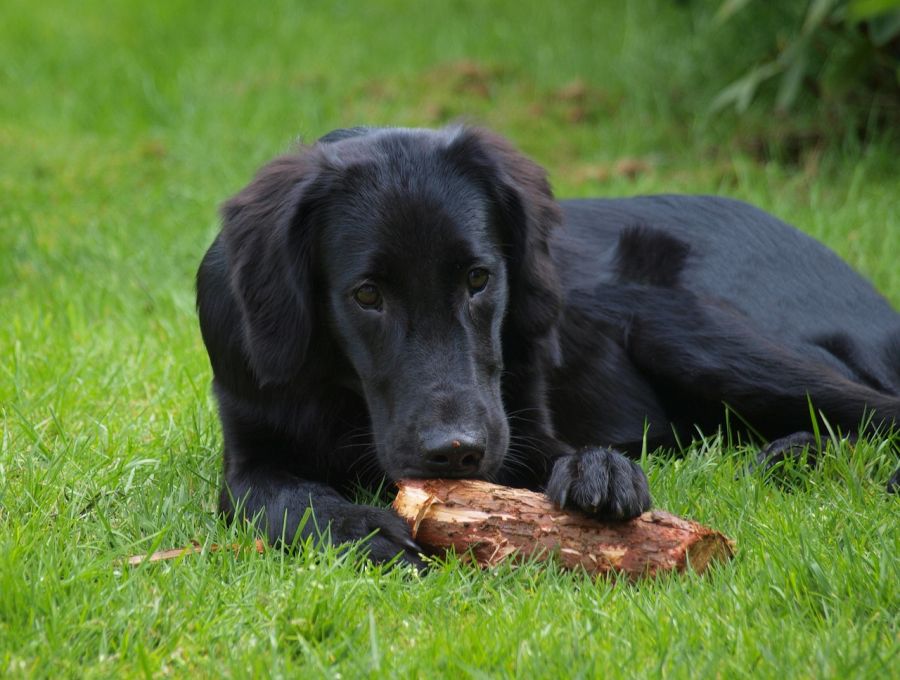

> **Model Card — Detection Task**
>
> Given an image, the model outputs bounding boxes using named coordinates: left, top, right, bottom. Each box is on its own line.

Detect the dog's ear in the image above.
left=444, top=128, right=563, bottom=352
left=220, top=150, right=329, bottom=385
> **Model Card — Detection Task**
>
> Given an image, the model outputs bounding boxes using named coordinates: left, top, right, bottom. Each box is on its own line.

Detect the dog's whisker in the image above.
left=346, top=448, right=378, bottom=474
left=509, top=433, right=546, bottom=446
left=510, top=437, right=544, bottom=453
left=342, top=431, right=375, bottom=443
left=505, top=406, right=544, bottom=417
left=505, top=416, right=544, bottom=428
left=501, top=446, right=535, bottom=476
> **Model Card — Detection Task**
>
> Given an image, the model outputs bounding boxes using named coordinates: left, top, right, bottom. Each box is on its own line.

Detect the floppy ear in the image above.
left=444, top=128, right=563, bottom=350
left=220, top=150, right=329, bottom=385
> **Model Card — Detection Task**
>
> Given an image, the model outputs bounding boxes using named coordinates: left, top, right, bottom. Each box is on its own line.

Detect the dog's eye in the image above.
left=467, top=268, right=490, bottom=294
left=354, top=283, right=382, bottom=309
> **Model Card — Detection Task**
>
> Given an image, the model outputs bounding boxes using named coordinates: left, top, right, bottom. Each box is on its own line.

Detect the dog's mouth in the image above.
left=379, top=435, right=508, bottom=482
left=369, top=398, right=510, bottom=482
left=385, top=461, right=494, bottom=482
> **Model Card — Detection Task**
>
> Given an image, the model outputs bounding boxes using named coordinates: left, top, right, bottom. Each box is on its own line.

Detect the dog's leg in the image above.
left=888, top=466, right=900, bottom=493
left=606, top=285, right=900, bottom=490
left=753, top=431, right=826, bottom=471
left=608, top=286, right=899, bottom=431
left=219, top=464, right=424, bottom=567
left=751, top=430, right=866, bottom=470
left=500, top=367, right=652, bottom=520
left=752, top=433, right=900, bottom=494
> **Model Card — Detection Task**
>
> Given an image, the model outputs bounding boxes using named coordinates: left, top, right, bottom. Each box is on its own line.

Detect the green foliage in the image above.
left=710, top=0, right=900, bottom=132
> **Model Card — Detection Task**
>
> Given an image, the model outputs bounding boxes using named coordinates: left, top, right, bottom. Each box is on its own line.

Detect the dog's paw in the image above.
left=753, top=431, right=823, bottom=473
left=326, top=505, right=426, bottom=569
left=886, top=466, right=899, bottom=494
left=546, top=448, right=651, bottom=521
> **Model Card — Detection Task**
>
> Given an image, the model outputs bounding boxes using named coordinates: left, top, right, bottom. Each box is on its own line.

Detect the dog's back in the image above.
left=554, top=196, right=900, bottom=396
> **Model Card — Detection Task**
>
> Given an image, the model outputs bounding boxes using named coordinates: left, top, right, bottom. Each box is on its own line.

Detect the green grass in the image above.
left=1, top=1, right=898, bottom=677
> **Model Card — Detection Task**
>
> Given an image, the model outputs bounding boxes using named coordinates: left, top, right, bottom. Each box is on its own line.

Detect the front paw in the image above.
left=546, top=448, right=651, bottom=521
left=327, top=505, right=426, bottom=569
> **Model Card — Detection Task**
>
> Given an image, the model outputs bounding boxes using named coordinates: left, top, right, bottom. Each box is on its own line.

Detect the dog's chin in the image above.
left=380, top=453, right=504, bottom=482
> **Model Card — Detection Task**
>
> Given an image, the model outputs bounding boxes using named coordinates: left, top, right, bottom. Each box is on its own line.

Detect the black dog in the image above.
left=197, top=126, right=899, bottom=564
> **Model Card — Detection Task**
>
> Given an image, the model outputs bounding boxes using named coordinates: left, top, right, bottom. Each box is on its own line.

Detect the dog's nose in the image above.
left=421, top=433, right=485, bottom=476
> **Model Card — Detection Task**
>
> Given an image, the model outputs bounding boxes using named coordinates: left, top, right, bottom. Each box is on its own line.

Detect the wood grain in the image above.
left=393, top=479, right=735, bottom=578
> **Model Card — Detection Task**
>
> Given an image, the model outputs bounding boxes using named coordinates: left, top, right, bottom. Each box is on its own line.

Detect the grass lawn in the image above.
left=1, top=1, right=898, bottom=677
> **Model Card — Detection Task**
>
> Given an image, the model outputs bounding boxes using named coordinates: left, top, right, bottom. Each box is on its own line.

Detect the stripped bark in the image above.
left=393, top=479, right=734, bottom=578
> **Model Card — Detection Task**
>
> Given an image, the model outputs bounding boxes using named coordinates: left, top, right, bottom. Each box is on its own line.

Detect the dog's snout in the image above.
left=421, top=432, right=485, bottom=477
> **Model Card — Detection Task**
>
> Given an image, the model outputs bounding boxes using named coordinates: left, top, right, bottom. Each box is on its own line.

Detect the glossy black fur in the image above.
left=197, top=126, right=899, bottom=563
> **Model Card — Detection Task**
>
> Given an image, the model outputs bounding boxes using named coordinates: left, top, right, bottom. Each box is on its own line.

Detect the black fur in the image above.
left=197, top=126, right=899, bottom=564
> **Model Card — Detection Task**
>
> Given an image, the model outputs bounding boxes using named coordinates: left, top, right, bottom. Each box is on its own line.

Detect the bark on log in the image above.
left=393, top=479, right=735, bottom=578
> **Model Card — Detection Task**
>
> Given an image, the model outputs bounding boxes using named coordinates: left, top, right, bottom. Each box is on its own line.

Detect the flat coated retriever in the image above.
left=197, top=125, right=899, bottom=565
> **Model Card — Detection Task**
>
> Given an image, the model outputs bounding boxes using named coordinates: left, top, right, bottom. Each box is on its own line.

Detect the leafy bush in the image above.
left=708, top=0, right=900, bottom=136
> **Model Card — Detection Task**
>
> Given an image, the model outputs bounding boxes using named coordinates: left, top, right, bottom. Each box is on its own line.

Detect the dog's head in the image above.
left=221, top=126, right=562, bottom=480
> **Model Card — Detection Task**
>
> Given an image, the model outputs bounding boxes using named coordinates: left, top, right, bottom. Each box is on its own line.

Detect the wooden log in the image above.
left=392, top=479, right=735, bottom=578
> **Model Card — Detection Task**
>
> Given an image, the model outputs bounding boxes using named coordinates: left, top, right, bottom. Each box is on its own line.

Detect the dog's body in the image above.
left=197, top=126, right=899, bottom=564
left=548, top=197, right=900, bottom=451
